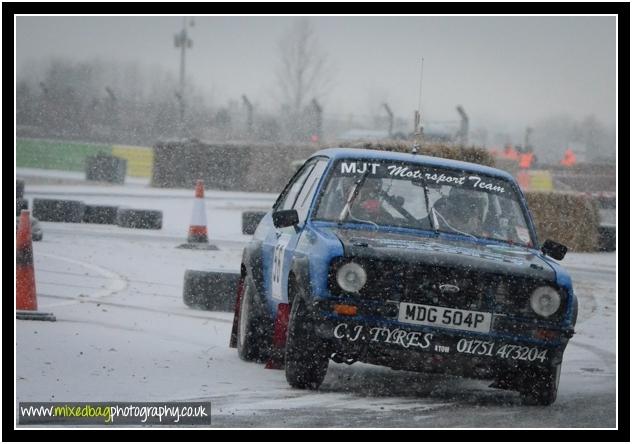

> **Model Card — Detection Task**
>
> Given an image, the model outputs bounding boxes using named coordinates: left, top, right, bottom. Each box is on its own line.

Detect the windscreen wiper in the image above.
left=413, top=173, right=436, bottom=230
left=338, top=170, right=371, bottom=224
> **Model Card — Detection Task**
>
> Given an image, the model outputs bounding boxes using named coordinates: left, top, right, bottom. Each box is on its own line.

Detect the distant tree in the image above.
left=215, top=108, right=232, bottom=133
left=275, top=19, right=334, bottom=141
left=16, top=80, right=34, bottom=125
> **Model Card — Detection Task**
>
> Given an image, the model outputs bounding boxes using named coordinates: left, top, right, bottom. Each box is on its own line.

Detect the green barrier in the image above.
left=16, top=139, right=154, bottom=178
left=16, top=139, right=112, bottom=172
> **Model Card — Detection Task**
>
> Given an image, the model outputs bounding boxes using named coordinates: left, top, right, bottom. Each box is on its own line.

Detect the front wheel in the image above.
left=285, top=299, right=329, bottom=389
left=519, top=364, right=561, bottom=406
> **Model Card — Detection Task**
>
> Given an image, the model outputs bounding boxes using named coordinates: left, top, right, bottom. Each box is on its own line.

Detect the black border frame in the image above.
left=5, top=3, right=629, bottom=441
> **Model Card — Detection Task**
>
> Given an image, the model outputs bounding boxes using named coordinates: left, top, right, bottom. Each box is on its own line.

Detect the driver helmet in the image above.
left=445, top=187, right=487, bottom=231
left=357, top=178, right=383, bottom=215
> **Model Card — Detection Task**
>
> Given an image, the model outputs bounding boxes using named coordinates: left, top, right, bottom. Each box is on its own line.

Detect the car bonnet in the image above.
left=324, top=226, right=556, bottom=282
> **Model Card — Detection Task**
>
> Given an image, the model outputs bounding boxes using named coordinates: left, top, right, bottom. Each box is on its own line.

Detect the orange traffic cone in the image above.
left=189, top=180, right=208, bottom=243
left=177, top=180, right=218, bottom=250
left=16, top=210, right=55, bottom=321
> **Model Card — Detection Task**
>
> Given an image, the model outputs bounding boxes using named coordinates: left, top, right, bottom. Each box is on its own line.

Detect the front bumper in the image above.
left=311, top=302, right=572, bottom=378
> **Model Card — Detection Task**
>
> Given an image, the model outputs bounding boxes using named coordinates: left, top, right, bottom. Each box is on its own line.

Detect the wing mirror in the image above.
left=272, top=209, right=299, bottom=228
left=541, top=239, right=567, bottom=260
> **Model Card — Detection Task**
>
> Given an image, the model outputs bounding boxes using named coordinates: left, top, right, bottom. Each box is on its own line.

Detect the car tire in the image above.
left=519, top=364, right=561, bottom=406
left=116, top=208, right=162, bottom=230
left=32, top=198, right=85, bottom=223
left=83, top=205, right=119, bottom=224
left=285, top=298, right=329, bottom=390
left=237, top=275, right=271, bottom=362
left=597, top=226, right=616, bottom=252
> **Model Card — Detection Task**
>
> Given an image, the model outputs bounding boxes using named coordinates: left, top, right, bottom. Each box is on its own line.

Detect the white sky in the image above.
left=16, top=15, right=616, bottom=132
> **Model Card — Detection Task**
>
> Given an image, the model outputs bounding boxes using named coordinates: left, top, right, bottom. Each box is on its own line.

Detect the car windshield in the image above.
left=313, top=159, right=534, bottom=247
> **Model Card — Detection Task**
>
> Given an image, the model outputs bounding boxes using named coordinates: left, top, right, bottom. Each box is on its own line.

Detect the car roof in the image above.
left=310, top=147, right=515, bottom=181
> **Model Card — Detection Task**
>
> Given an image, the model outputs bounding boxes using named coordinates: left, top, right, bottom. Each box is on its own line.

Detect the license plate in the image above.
left=398, top=302, right=491, bottom=333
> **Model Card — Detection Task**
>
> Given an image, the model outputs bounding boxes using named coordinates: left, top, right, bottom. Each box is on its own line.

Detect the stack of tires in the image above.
left=32, top=197, right=162, bottom=230
left=85, top=153, right=128, bottom=184
left=596, top=194, right=616, bottom=252
left=16, top=180, right=28, bottom=216
left=83, top=205, right=120, bottom=224
left=115, top=208, right=162, bottom=230
left=182, top=269, right=240, bottom=311
left=33, top=199, right=86, bottom=223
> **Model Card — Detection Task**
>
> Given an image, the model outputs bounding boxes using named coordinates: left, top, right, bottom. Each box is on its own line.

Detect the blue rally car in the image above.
left=229, top=148, right=577, bottom=405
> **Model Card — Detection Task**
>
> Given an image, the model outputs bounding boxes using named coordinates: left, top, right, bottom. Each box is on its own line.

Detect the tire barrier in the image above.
left=597, top=226, right=616, bottom=252
left=242, top=211, right=267, bottom=235
left=16, top=198, right=29, bottom=216
left=182, top=269, right=240, bottom=311
left=82, top=205, right=119, bottom=225
left=32, top=198, right=86, bottom=223
left=116, top=208, right=163, bottom=230
left=16, top=179, right=24, bottom=199
left=85, top=153, right=128, bottom=184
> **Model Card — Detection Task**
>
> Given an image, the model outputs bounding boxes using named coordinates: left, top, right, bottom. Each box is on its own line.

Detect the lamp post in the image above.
left=525, top=126, right=533, bottom=150
left=382, top=103, right=394, bottom=138
left=174, top=17, right=194, bottom=136
left=456, top=105, right=469, bottom=146
left=242, top=95, right=254, bottom=137
left=105, top=86, right=117, bottom=129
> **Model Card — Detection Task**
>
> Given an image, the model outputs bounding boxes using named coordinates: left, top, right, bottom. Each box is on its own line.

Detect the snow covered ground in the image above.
left=15, top=170, right=618, bottom=428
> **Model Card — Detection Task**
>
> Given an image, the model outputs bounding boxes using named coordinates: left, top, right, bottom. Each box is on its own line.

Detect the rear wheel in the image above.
left=237, top=276, right=271, bottom=362
left=519, top=364, right=561, bottom=406
left=285, top=298, right=329, bottom=390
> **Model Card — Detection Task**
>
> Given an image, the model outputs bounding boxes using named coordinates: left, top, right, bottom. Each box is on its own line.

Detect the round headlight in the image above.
left=530, top=286, right=562, bottom=317
left=336, top=262, right=367, bottom=293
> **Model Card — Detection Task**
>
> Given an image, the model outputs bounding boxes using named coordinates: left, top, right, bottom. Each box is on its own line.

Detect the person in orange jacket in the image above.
left=502, top=144, right=519, bottom=160
left=560, top=148, right=577, bottom=167
left=519, top=147, right=536, bottom=169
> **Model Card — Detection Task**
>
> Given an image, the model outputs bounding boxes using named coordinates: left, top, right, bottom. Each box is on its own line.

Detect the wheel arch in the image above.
left=288, top=256, right=311, bottom=307
left=241, top=241, right=266, bottom=301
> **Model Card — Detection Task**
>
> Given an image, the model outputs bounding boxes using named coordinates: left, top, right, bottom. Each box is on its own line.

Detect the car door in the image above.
left=263, top=158, right=330, bottom=314
left=262, top=159, right=319, bottom=312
